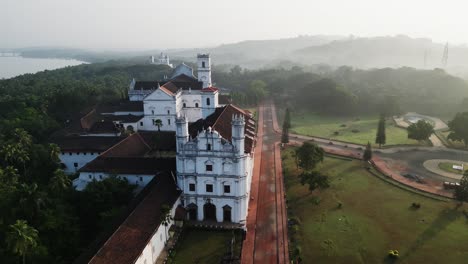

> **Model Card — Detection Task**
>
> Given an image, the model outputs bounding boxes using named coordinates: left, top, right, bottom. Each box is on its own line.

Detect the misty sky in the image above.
left=1, top=0, right=468, bottom=50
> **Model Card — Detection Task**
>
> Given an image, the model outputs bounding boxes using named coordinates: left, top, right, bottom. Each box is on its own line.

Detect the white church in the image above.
left=62, top=54, right=256, bottom=263
left=61, top=54, right=255, bottom=225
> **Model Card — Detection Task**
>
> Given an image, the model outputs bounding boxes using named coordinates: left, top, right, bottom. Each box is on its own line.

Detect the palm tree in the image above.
left=6, top=220, right=39, bottom=264
left=154, top=119, right=163, bottom=131
left=49, top=169, right=71, bottom=194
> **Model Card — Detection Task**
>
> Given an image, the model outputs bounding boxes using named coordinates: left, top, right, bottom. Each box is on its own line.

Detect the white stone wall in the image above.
left=179, top=91, right=203, bottom=122
left=142, top=90, right=178, bottom=131
left=134, top=197, right=181, bottom=264
left=59, top=152, right=100, bottom=174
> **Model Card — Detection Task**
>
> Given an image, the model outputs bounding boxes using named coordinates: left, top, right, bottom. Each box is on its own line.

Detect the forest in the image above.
left=1, top=61, right=467, bottom=262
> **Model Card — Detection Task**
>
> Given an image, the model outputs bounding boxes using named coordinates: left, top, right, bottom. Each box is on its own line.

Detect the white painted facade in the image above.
left=134, top=197, right=180, bottom=264
left=60, top=152, right=100, bottom=174
left=175, top=115, right=253, bottom=224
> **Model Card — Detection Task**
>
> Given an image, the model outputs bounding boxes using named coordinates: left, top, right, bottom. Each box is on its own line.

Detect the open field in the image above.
left=438, top=162, right=464, bottom=175
left=285, top=111, right=425, bottom=147
left=169, top=228, right=242, bottom=264
left=282, top=147, right=468, bottom=264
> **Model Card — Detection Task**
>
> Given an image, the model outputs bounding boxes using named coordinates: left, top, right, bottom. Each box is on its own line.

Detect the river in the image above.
left=0, top=56, right=86, bottom=79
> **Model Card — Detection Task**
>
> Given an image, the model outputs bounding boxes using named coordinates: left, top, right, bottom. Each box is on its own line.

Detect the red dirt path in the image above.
left=241, top=102, right=289, bottom=264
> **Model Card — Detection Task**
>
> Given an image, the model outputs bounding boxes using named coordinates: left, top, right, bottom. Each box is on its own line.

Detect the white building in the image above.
left=175, top=108, right=255, bottom=224
left=149, top=52, right=173, bottom=68
left=129, top=54, right=219, bottom=132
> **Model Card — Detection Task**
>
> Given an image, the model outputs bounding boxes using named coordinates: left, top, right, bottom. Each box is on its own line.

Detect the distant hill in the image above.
left=292, top=35, right=468, bottom=78
left=167, top=35, right=344, bottom=68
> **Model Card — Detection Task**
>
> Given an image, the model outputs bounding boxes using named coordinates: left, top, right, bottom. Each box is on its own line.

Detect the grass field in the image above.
left=438, top=162, right=464, bottom=175
left=282, top=147, right=468, bottom=264
left=169, top=228, right=242, bottom=264
left=284, top=111, right=425, bottom=147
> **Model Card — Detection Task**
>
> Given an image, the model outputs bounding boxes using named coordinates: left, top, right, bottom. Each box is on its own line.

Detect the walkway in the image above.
left=242, top=101, right=289, bottom=264
left=423, top=159, right=467, bottom=180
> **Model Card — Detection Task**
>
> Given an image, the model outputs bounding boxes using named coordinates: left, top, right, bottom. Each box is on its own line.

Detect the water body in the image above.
left=0, top=56, right=86, bottom=79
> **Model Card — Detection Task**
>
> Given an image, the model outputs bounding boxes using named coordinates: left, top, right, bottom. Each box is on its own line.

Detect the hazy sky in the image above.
left=1, top=0, right=468, bottom=50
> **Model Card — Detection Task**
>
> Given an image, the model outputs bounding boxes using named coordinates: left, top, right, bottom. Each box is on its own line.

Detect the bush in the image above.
left=411, top=202, right=421, bottom=209
left=388, top=249, right=399, bottom=259
left=340, top=124, right=347, bottom=127
left=351, top=129, right=360, bottom=133
left=334, top=131, right=340, bottom=135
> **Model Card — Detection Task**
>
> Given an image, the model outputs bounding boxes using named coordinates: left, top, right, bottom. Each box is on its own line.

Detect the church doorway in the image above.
left=187, top=203, right=198, bottom=221
left=203, top=202, right=216, bottom=221
left=223, top=205, right=232, bottom=222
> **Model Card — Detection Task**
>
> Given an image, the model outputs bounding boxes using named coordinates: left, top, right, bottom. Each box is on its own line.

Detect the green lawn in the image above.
left=169, top=228, right=242, bottom=264
left=282, top=148, right=468, bottom=264
left=286, top=111, right=425, bottom=147
left=438, top=162, right=464, bottom=175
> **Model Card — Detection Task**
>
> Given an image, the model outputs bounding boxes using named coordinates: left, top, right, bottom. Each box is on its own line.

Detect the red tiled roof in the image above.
left=202, top=86, right=219, bottom=93
left=101, top=133, right=151, bottom=157
left=158, top=86, right=175, bottom=96
left=89, top=173, right=181, bottom=264
left=189, top=104, right=256, bottom=153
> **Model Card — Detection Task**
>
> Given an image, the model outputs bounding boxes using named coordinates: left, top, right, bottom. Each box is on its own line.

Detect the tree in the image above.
left=284, top=108, right=291, bottom=129
left=447, top=112, right=468, bottom=147
left=49, top=169, right=71, bottom=194
left=295, top=142, right=324, bottom=171
left=363, top=142, right=372, bottom=162
left=375, top=114, right=386, bottom=148
left=281, top=110, right=290, bottom=144
left=159, top=204, right=173, bottom=245
left=299, top=170, right=330, bottom=192
left=455, top=171, right=468, bottom=203
left=154, top=119, right=163, bottom=132
left=281, top=124, right=289, bottom=144
left=407, top=120, right=434, bottom=142
left=6, top=220, right=39, bottom=264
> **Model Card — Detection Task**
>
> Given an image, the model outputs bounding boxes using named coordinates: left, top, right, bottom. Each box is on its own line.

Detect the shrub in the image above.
left=388, top=249, right=399, bottom=259
left=411, top=202, right=421, bottom=209
left=351, top=129, right=360, bottom=133
left=340, top=124, right=347, bottom=127
left=334, top=131, right=340, bottom=135
left=337, top=202, right=343, bottom=209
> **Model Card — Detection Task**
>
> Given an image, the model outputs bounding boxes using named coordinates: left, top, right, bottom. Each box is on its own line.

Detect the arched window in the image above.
left=195, top=103, right=199, bottom=108
left=183, top=103, right=186, bottom=108
left=206, top=98, right=210, bottom=106
left=207, top=143, right=211, bottom=151
left=202, top=61, right=206, bottom=68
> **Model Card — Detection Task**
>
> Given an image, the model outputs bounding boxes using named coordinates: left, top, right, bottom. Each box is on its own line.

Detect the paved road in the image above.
left=242, top=102, right=289, bottom=264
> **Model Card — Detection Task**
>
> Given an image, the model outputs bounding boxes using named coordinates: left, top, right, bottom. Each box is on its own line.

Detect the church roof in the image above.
left=52, top=136, right=124, bottom=152
left=97, top=101, right=143, bottom=113
left=79, top=157, right=176, bottom=175
left=133, top=81, right=162, bottom=91
left=189, top=104, right=256, bottom=153
left=202, top=86, right=219, bottom=93
left=171, top=63, right=195, bottom=79
left=87, top=173, right=181, bottom=264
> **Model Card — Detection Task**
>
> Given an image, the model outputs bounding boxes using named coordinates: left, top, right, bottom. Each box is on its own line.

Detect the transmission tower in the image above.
left=441, top=42, right=448, bottom=68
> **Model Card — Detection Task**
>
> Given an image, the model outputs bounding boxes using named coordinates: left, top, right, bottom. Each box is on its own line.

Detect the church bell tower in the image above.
left=197, top=54, right=212, bottom=88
